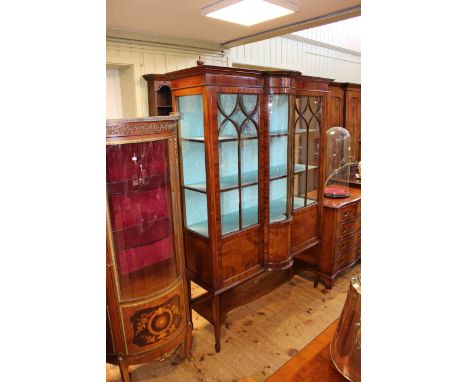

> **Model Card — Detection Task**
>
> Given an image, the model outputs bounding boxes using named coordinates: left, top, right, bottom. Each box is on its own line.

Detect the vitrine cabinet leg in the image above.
left=212, top=295, right=221, bottom=353
left=184, top=322, right=193, bottom=360
left=117, top=355, right=131, bottom=382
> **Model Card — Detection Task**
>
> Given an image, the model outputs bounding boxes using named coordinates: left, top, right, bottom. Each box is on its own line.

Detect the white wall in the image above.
left=229, top=17, right=361, bottom=83
left=106, top=69, right=123, bottom=119
left=106, top=38, right=228, bottom=117
left=106, top=17, right=361, bottom=118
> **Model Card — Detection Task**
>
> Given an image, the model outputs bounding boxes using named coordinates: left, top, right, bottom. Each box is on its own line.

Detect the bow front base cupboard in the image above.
left=145, top=66, right=332, bottom=352
left=106, top=116, right=192, bottom=382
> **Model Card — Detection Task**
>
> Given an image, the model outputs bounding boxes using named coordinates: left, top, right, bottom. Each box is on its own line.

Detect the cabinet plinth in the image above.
left=145, top=65, right=332, bottom=352
left=106, top=116, right=192, bottom=382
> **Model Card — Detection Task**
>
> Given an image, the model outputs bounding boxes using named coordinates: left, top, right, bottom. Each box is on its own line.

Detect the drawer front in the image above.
left=335, top=231, right=360, bottom=255
left=337, top=218, right=360, bottom=238
left=333, top=246, right=359, bottom=272
left=120, top=282, right=186, bottom=355
left=338, top=202, right=359, bottom=223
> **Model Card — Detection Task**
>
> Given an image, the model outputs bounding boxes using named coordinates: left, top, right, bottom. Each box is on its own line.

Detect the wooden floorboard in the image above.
left=106, top=263, right=360, bottom=382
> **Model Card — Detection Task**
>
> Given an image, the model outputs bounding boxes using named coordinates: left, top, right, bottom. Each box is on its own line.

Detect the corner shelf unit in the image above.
left=145, top=66, right=332, bottom=352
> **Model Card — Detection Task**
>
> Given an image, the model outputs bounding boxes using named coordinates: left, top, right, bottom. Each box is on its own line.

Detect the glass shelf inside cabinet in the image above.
left=177, top=94, right=209, bottom=237
left=106, top=140, right=179, bottom=302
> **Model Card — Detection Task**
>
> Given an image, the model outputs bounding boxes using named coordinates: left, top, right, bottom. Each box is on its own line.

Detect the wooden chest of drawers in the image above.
left=315, top=188, right=361, bottom=289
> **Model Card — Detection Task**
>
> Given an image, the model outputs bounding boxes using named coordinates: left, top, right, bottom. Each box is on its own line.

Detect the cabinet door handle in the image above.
left=343, top=211, right=348, bottom=217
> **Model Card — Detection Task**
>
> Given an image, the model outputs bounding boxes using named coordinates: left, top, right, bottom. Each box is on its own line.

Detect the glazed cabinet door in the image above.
left=216, top=92, right=262, bottom=286
left=176, top=94, right=209, bottom=238
left=106, top=138, right=181, bottom=302
left=293, top=95, right=322, bottom=208
left=217, top=93, right=260, bottom=235
left=291, top=94, right=324, bottom=252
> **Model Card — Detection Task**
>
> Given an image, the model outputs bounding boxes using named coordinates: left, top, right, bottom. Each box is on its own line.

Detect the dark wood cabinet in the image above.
left=106, top=116, right=192, bottom=382
left=315, top=187, right=361, bottom=289
left=145, top=65, right=332, bottom=352
left=143, top=75, right=174, bottom=116
left=327, top=83, right=361, bottom=161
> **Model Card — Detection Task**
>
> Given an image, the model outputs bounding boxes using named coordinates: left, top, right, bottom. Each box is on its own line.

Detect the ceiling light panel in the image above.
left=202, top=0, right=298, bottom=26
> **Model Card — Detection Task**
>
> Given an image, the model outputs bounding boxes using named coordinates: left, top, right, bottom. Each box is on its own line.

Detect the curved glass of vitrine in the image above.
left=293, top=96, right=322, bottom=209
left=217, top=93, right=259, bottom=235
left=177, top=95, right=209, bottom=237
left=269, top=94, right=290, bottom=222
left=106, top=139, right=179, bottom=302
left=324, top=126, right=352, bottom=198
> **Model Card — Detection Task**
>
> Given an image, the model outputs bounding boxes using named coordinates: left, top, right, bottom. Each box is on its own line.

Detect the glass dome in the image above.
left=324, top=127, right=353, bottom=198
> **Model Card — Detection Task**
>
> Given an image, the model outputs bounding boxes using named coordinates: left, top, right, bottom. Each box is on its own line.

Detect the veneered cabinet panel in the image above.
left=345, top=90, right=361, bottom=161
left=121, top=283, right=186, bottom=355
left=291, top=205, right=318, bottom=250
left=220, top=228, right=261, bottom=284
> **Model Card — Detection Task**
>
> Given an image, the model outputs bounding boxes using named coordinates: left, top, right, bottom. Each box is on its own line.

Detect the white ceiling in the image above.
left=107, top=0, right=361, bottom=49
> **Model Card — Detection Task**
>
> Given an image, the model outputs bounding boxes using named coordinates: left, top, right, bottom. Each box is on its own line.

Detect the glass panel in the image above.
left=218, top=94, right=237, bottom=117
left=307, top=126, right=321, bottom=168
left=219, top=120, right=238, bottom=139
left=306, top=169, right=319, bottom=205
left=241, top=138, right=258, bottom=185
left=269, top=94, right=289, bottom=222
left=294, top=133, right=308, bottom=170
left=241, top=94, right=258, bottom=115
left=179, top=95, right=204, bottom=139
left=242, top=185, right=259, bottom=227
left=270, top=178, right=287, bottom=222
left=270, top=136, right=288, bottom=178
left=181, top=141, right=206, bottom=191
left=219, top=140, right=239, bottom=190
left=293, top=173, right=306, bottom=209
left=221, top=189, right=239, bottom=235
left=270, top=94, right=289, bottom=134
left=177, top=94, right=209, bottom=237
left=106, top=140, right=178, bottom=302
left=293, top=96, right=322, bottom=210
left=184, top=189, right=209, bottom=237
left=241, top=119, right=257, bottom=137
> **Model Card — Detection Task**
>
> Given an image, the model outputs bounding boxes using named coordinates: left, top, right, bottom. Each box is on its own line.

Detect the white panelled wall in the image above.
left=229, top=17, right=360, bottom=83
left=106, top=17, right=360, bottom=118
left=106, top=39, right=228, bottom=117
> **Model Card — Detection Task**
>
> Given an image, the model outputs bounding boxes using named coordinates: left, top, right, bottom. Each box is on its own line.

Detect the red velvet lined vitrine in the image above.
left=106, top=115, right=192, bottom=382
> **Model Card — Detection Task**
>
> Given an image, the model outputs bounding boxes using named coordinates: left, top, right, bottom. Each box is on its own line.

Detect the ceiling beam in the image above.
left=221, top=5, right=361, bottom=49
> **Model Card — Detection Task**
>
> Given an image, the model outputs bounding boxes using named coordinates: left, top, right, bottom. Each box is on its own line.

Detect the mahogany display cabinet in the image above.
left=106, top=116, right=192, bottom=382
left=145, top=65, right=332, bottom=352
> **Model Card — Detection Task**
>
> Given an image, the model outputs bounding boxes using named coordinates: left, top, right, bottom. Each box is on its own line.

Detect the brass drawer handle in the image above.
left=343, top=211, right=349, bottom=217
